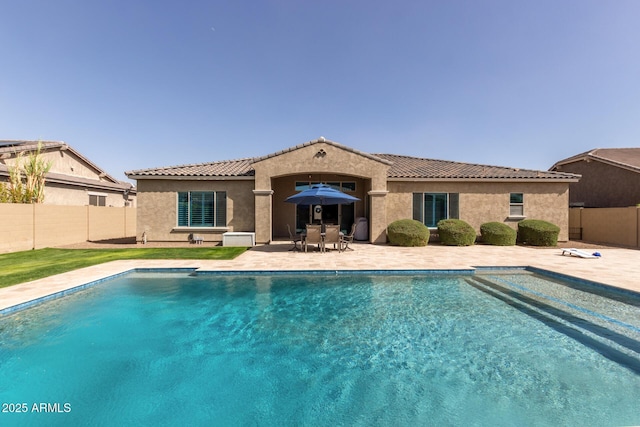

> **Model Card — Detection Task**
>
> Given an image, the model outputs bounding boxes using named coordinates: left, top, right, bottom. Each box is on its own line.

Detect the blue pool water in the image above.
left=1, top=271, right=639, bottom=426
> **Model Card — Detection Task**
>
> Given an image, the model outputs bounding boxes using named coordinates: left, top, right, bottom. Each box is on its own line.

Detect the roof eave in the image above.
left=387, top=177, right=581, bottom=183
left=551, top=154, right=640, bottom=174
left=126, top=174, right=255, bottom=181
left=44, top=176, right=134, bottom=192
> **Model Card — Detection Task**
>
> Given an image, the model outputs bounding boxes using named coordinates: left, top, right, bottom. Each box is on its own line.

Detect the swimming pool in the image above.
left=1, top=270, right=639, bottom=426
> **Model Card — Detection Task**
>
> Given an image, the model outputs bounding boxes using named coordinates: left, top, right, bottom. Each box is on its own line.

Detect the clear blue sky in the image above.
left=2, top=1, right=639, bottom=182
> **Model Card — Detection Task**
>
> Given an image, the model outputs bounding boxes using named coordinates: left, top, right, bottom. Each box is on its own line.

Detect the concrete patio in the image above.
left=0, top=242, right=640, bottom=310
left=1, top=241, right=639, bottom=313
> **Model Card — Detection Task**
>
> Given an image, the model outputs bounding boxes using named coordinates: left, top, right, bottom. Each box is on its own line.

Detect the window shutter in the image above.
left=412, top=193, right=423, bottom=222
left=178, top=192, right=189, bottom=227
left=448, top=193, right=459, bottom=219
left=215, top=192, right=227, bottom=227
left=177, top=192, right=189, bottom=226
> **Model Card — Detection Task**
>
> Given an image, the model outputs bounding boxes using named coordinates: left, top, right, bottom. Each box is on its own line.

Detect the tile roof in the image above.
left=127, top=158, right=255, bottom=177
left=126, top=139, right=579, bottom=181
left=0, top=140, right=122, bottom=184
left=0, top=140, right=65, bottom=154
left=550, top=148, right=640, bottom=173
left=376, top=154, right=578, bottom=180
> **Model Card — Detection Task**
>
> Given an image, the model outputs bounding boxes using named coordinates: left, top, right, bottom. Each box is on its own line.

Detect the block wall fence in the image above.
left=569, top=206, right=640, bottom=248
left=0, top=205, right=136, bottom=253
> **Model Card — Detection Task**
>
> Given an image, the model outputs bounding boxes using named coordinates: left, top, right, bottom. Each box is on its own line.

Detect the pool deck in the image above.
left=1, top=242, right=639, bottom=312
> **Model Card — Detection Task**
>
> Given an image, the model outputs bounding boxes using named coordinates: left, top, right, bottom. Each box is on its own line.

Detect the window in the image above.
left=326, top=182, right=341, bottom=191
left=294, top=181, right=357, bottom=232
left=89, top=194, right=106, bottom=206
left=509, top=193, right=524, bottom=217
left=341, top=182, right=356, bottom=192
left=295, top=181, right=356, bottom=192
left=177, top=191, right=226, bottom=227
left=413, top=193, right=459, bottom=227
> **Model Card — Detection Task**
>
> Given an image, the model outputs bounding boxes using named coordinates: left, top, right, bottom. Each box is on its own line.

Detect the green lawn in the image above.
left=0, top=247, right=248, bottom=288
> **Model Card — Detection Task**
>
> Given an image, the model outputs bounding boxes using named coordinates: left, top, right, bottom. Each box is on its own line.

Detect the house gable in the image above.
left=551, top=148, right=640, bottom=175
left=551, top=147, right=640, bottom=207
left=0, top=140, right=135, bottom=206
left=251, top=138, right=391, bottom=190
left=0, top=140, right=121, bottom=184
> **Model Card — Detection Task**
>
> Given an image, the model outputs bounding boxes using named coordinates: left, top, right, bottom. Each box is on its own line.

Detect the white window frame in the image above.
left=88, top=192, right=107, bottom=207
left=174, top=191, right=228, bottom=230
left=509, top=192, right=525, bottom=219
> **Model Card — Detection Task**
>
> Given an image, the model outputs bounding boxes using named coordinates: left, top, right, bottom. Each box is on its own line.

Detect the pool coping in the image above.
left=2, top=243, right=639, bottom=315
left=3, top=264, right=638, bottom=316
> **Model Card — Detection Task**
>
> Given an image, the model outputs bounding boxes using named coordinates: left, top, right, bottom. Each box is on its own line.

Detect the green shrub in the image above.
left=480, top=222, right=517, bottom=246
left=387, top=219, right=429, bottom=247
left=517, top=219, right=560, bottom=246
left=437, top=219, right=476, bottom=246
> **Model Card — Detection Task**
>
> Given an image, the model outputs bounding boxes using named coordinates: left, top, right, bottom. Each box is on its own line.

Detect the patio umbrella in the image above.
left=285, top=184, right=360, bottom=206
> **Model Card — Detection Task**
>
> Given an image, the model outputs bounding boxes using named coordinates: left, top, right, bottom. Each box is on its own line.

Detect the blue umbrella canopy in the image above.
left=285, top=184, right=360, bottom=205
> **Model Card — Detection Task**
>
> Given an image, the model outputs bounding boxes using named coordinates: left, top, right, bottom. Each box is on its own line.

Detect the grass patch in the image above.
left=0, top=247, right=248, bottom=288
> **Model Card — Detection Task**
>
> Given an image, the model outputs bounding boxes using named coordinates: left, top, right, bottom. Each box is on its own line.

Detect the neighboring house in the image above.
left=0, top=140, right=136, bottom=207
left=126, top=138, right=579, bottom=244
left=550, top=148, right=640, bottom=208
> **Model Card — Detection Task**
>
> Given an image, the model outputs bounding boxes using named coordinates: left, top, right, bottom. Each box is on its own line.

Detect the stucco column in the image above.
left=253, top=189, right=273, bottom=244
left=368, top=190, right=388, bottom=244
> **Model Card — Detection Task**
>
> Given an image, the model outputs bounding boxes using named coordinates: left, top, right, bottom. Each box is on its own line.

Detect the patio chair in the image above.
left=189, top=233, right=204, bottom=244
left=287, top=224, right=302, bottom=252
left=305, top=224, right=323, bottom=252
left=324, top=224, right=341, bottom=252
left=340, top=223, right=357, bottom=251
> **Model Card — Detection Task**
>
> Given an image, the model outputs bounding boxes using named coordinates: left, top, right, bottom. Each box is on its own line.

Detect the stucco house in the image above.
left=550, top=148, right=640, bottom=208
left=0, top=140, right=136, bottom=207
left=127, top=138, right=579, bottom=244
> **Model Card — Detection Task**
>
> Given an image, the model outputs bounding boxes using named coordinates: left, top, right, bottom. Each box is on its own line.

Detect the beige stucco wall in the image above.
left=43, top=184, right=133, bottom=207
left=557, top=160, right=640, bottom=207
left=386, top=181, right=571, bottom=241
left=252, top=142, right=390, bottom=243
left=2, top=147, right=135, bottom=207
left=136, top=179, right=254, bottom=243
left=43, top=149, right=103, bottom=180
left=252, top=142, right=389, bottom=190
left=5, top=148, right=107, bottom=182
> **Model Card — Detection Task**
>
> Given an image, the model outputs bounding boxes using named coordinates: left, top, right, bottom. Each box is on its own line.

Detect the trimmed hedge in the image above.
left=480, top=222, right=517, bottom=246
left=387, top=219, right=429, bottom=247
left=517, top=219, right=560, bottom=246
left=437, top=219, right=476, bottom=246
